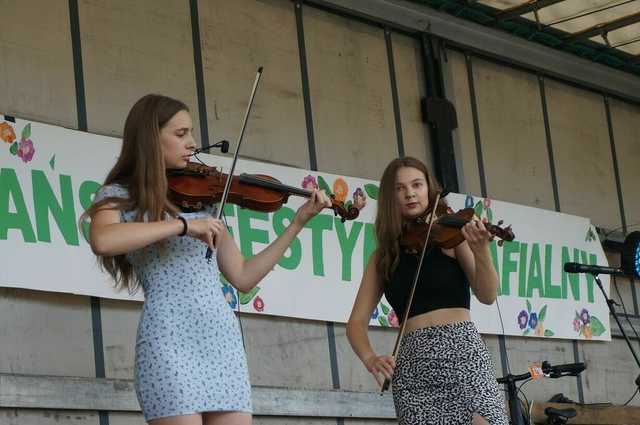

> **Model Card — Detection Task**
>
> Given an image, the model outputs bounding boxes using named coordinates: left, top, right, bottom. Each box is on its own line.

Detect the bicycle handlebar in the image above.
left=543, top=361, right=585, bottom=378
left=496, top=361, right=586, bottom=384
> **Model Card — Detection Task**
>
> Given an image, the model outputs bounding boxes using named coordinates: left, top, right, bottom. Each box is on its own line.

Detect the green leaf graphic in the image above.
left=49, top=154, right=56, bottom=170
left=539, top=305, right=547, bottom=322
left=380, top=303, right=390, bottom=315
left=219, top=272, right=230, bottom=285
left=486, top=208, right=493, bottom=223
left=317, top=176, right=333, bottom=196
left=21, top=123, right=31, bottom=140
left=378, top=316, right=389, bottom=327
left=589, top=316, right=606, bottom=336
left=544, top=329, right=555, bottom=337
left=523, top=329, right=530, bottom=336
left=474, top=201, right=483, bottom=218
left=9, top=142, right=18, bottom=155
left=526, top=300, right=532, bottom=313
left=239, top=286, right=260, bottom=305
left=364, top=183, right=379, bottom=200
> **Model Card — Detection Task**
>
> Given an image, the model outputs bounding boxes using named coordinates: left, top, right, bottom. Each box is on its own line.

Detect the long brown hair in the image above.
left=375, top=157, right=447, bottom=284
left=81, top=94, right=189, bottom=292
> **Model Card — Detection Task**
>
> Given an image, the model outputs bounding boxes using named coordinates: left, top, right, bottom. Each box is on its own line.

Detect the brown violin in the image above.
left=167, top=161, right=360, bottom=222
left=400, top=207, right=515, bottom=252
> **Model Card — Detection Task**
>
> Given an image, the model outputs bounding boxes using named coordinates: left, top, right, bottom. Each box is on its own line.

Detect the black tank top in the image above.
left=384, top=247, right=470, bottom=323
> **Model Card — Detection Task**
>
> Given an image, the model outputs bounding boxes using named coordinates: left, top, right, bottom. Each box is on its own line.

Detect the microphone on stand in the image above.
left=563, top=262, right=625, bottom=276
left=191, top=140, right=230, bottom=155
left=563, top=231, right=640, bottom=390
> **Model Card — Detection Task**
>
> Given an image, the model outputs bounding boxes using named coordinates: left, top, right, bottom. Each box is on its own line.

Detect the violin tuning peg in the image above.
left=497, top=240, right=504, bottom=247
left=497, top=219, right=503, bottom=226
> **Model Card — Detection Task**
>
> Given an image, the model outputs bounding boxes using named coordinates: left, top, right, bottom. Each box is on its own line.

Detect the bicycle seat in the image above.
left=545, top=407, right=577, bottom=419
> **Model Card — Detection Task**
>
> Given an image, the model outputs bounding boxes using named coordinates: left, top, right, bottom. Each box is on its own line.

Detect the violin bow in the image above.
left=380, top=190, right=443, bottom=393
left=205, top=66, right=264, bottom=261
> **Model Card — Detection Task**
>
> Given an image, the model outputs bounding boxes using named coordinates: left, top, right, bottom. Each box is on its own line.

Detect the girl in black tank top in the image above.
left=384, top=246, right=471, bottom=323
left=346, top=157, right=507, bottom=425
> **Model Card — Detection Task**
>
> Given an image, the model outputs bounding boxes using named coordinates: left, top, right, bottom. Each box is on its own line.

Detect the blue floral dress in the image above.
left=94, top=184, right=252, bottom=421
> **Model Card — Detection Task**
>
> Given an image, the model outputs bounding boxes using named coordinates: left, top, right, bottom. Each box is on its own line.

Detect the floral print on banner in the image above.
left=372, top=301, right=399, bottom=327
left=3, top=122, right=36, bottom=163
left=301, top=174, right=384, bottom=324
left=219, top=273, right=264, bottom=312
left=517, top=300, right=554, bottom=337
left=221, top=282, right=238, bottom=309
left=1, top=122, right=16, bottom=144
left=465, top=194, right=493, bottom=225
left=300, top=174, right=379, bottom=213
left=572, top=308, right=606, bottom=339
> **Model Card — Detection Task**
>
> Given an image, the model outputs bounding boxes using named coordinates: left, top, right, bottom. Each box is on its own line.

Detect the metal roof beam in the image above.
left=303, top=0, right=640, bottom=102
left=564, top=11, right=640, bottom=42
left=496, top=0, right=568, bottom=21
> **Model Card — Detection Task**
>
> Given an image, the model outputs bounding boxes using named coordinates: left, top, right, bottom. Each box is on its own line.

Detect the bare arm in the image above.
left=216, top=189, right=331, bottom=293
left=454, top=219, right=499, bottom=305
left=89, top=206, right=184, bottom=256
left=90, top=203, right=237, bottom=257
left=346, top=251, right=395, bottom=386
left=215, top=219, right=304, bottom=293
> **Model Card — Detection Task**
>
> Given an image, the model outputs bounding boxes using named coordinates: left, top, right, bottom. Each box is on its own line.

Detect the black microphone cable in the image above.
left=221, top=206, right=247, bottom=351
left=207, top=201, right=247, bottom=351
left=623, top=387, right=639, bottom=406
left=612, top=275, right=640, bottom=341
left=494, top=295, right=513, bottom=375
left=612, top=274, right=640, bottom=406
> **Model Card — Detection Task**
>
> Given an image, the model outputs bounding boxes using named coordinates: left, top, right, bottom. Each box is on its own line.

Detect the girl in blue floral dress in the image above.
left=84, top=94, right=330, bottom=425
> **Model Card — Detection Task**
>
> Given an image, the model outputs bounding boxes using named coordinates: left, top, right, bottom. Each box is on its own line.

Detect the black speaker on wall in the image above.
left=421, top=97, right=458, bottom=131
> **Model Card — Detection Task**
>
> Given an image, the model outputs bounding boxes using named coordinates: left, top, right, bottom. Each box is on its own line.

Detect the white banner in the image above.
left=0, top=115, right=611, bottom=340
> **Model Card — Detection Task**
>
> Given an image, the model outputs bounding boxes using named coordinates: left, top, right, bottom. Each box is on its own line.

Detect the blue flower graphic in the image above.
left=528, top=312, right=538, bottom=329
left=371, top=307, right=379, bottom=320
left=580, top=308, right=590, bottom=324
left=222, top=284, right=237, bottom=309
left=517, top=310, right=529, bottom=329
left=465, top=195, right=474, bottom=208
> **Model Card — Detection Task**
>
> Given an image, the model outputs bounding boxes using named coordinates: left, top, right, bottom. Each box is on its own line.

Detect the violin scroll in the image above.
left=329, top=195, right=360, bottom=222
left=486, top=219, right=514, bottom=247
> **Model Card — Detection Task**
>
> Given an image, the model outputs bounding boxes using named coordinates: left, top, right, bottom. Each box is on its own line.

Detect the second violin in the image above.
left=400, top=207, right=515, bottom=252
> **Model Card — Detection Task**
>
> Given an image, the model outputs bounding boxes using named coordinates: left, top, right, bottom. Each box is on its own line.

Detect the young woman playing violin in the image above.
left=82, top=94, right=331, bottom=425
left=347, top=157, right=508, bottom=425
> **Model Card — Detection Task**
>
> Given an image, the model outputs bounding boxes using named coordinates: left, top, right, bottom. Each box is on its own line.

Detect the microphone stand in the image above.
left=592, top=273, right=640, bottom=388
